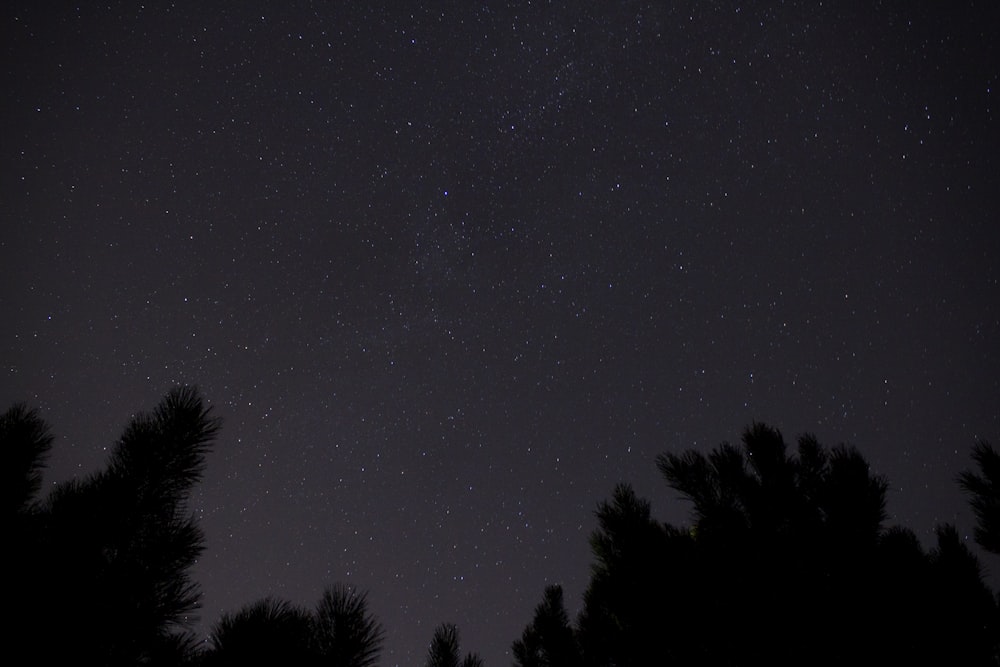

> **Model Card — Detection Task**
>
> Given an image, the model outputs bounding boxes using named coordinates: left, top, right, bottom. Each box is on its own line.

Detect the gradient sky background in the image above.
left=3, top=2, right=998, bottom=665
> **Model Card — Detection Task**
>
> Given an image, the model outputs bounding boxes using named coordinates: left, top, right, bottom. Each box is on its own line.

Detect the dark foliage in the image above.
left=203, top=584, right=384, bottom=667
left=959, top=440, right=1000, bottom=555
left=313, top=583, right=385, bottom=667
left=5, top=387, right=394, bottom=667
left=8, top=389, right=996, bottom=666
left=524, top=423, right=1000, bottom=667
left=206, top=597, right=316, bottom=665
left=1, top=402, right=52, bottom=517
left=8, top=387, right=220, bottom=665
left=425, top=623, right=484, bottom=667
left=512, top=585, right=580, bottom=667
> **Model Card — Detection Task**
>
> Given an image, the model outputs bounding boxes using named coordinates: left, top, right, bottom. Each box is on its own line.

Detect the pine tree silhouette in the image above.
left=512, top=584, right=580, bottom=667
left=204, top=584, right=384, bottom=666
left=7, top=387, right=219, bottom=665
left=425, top=623, right=484, bottom=667
left=959, top=440, right=1000, bottom=555
left=565, top=423, right=1000, bottom=666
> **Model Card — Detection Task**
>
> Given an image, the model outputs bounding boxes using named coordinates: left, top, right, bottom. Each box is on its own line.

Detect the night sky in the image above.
left=3, top=2, right=999, bottom=665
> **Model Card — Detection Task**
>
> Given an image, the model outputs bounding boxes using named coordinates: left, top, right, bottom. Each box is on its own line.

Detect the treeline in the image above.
left=514, top=425, right=1000, bottom=667
left=4, top=388, right=999, bottom=665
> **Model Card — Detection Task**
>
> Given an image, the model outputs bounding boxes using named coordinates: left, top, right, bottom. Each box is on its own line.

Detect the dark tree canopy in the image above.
left=425, top=623, right=484, bottom=667
left=959, top=440, right=1000, bottom=555
left=207, top=597, right=316, bottom=665
left=8, top=387, right=220, bottom=665
left=521, top=423, right=1000, bottom=667
left=313, top=583, right=385, bottom=667
left=1, top=402, right=52, bottom=517
left=203, top=583, right=384, bottom=667
left=512, top=584, right=580, bottom=667
left=5, top=387, right=394, bottom=667
left=7, top=387, right=997, bottom=666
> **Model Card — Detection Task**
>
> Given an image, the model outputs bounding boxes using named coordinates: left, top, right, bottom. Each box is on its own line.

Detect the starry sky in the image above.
left=2, top=2, right=999, bottom=665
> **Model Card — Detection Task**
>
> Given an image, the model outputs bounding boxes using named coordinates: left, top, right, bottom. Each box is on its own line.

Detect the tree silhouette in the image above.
left=425, top=623, right=484, bottom=667
left=313, top=583, right=385, bottom=667
left=925, top=524, right=1000, bottom=664
left=957, top=440, right=1000, bottom=663
left=959, top=440, right=1000, bottom=555
left=206, top=597, right=316, bottom=665
left=656, top=424, right=889, bottom=548
left=1, top=403, right=52, bottom=518
left=6, top=388, right=396, bottom=666
left=512, top=585, right=579, bottom=667
left=8, top=386, right=220, bottom=665
left=4, top=402, right=55, bottom=660
left=564, top=423, right=1000, bottom=667
left=204, top=584, right=384, bottom=666
left=11, top=389, right=997, bottom=666
left=575, top=483, right=682, bottom=667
